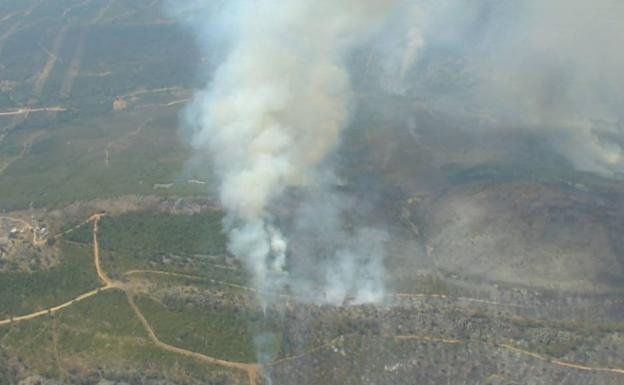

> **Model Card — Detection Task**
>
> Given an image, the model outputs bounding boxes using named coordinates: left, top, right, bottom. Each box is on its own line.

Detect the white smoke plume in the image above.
left=404, top=0, right=624, bottom=176
left=169, top=0, right=624, bottom=310
left=169, top=0, right=420, bottom=305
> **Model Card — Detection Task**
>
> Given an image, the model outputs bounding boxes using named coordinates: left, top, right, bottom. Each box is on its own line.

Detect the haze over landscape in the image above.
left=1, top=1, right=624, bottom=385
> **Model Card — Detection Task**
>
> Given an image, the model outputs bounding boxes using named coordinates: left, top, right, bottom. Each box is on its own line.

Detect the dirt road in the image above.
left=0, top=107, right=67, bottom=117
left=0, top=286, right=114, bottom=327
left=2, top=212, right=623, bottom=383
left=0, top=214, right=117, bottom=327
left=0, top=213, right=262, bottom=385
left=91, top=214, right=112, bottom=285
left=125, top=292, right=260, bottom=385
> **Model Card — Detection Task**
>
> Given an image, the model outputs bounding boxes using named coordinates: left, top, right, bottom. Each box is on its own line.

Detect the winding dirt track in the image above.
left=1, top=213, right=623, bottom=382
left=125, top=270, right=624, bottom=376
left=91, top=214, right=112, bottom=285
left=0, top=214, right=118, bottom=327
left=0, top=286, right=114, bottom=327
left=269, top=332, right=624, bottom=376
left=496, top=342, right=624, bottom=375
left=392, top=335, right=624, bottom=375
left=0, top=213, right=260, bottom=385
left=92, top=214, right=260, bottom=384
left=125, top=292, right=260, bottom=385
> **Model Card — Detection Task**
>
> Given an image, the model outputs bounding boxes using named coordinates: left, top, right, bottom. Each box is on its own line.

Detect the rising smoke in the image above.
left=402, top=0, right=624, bottom=176
left=168, top=0, right=420, bottom=305
left=169, top=0, right=624, bottom=307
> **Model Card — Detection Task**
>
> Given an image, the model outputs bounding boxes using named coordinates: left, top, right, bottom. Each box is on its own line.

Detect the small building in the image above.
left=113, top=97, right=128, bottom=111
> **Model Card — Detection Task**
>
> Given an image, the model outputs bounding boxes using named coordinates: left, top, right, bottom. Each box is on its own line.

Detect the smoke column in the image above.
left=175, top=0, right=416, bottom=304
left=169, top=0, right=624, bottom=310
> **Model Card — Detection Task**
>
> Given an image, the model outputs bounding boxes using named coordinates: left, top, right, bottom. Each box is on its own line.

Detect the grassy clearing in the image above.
left=0, top=241, right=100, bottom=319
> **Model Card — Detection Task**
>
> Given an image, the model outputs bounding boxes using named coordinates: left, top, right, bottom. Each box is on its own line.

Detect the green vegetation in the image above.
left=65, top=211, right=240, bottom=282
left=97, top=211, right=227, bottom=256
left=56, top=290, right=146, bottom=339
left=136, top=295, right=263, bottom=363
left=121, top=272, right=249, bottom=303
left=0, top=290, right=242, bottom=384
left=0, top=25, right=50, bottom=93
left=0, top=0, right=199, bottom=111
left=0, top=241, right=100, bottom=319
left=75, top=23, right=198, bottom=106
left=0, top=0, right=210, bottom=210
left=0, top=107, right=209, bottom=211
